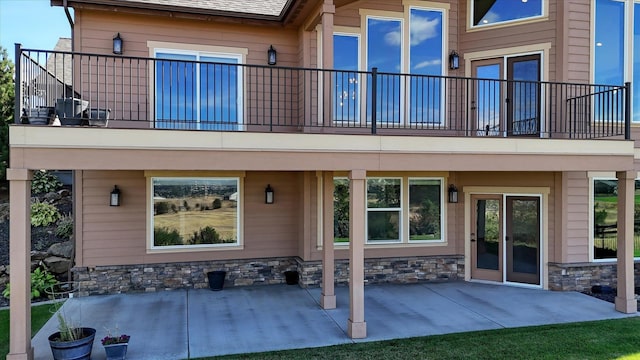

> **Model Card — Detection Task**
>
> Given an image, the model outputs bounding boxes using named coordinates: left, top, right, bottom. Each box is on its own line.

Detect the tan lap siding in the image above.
left=80, top=170, right=301, bottom=267
left=564, top=171, right=590, bottom=262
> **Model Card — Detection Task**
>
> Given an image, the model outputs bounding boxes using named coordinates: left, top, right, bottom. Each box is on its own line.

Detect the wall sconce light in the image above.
left=113, top=33, right=123, bottom=55
left=448, top=184, right=458, bottom=203
left=265, top=184, right=275, bottom=204
left=449, top=50, right=459, bottom=70
left=110, top=185, right=121, bottom=206
left=267, top=45, right=277, bottom=65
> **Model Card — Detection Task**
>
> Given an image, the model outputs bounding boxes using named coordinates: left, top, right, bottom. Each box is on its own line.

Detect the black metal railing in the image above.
left=15, top=46, right=629, bottom=139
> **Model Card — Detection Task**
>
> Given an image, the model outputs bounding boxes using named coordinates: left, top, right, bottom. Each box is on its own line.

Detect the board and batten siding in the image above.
left=79, top=170, right=301, bottom=267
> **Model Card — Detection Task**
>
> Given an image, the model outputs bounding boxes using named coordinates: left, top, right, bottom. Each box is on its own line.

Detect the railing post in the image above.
left=14, top=43, right=22, bottom=124
left=371, top=67, right=377, bottom=135
left=625, top=82, right=631, bottom=140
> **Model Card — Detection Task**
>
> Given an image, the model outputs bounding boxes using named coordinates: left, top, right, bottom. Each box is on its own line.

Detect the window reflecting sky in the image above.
left=473, top=0, right=543, bottom=26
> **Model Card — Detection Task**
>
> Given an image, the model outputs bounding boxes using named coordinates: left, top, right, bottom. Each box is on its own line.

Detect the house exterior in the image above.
left=6, top=0, right=640, bottom=358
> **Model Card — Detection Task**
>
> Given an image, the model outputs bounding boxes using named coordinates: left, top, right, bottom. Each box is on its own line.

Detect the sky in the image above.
left=0, top=0, right=72, bottom=62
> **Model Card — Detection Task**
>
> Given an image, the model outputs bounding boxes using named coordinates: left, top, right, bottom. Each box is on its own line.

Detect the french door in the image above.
left=471, top=54, right=541, bottom=137
left=471, top=195, right=541, bottom=286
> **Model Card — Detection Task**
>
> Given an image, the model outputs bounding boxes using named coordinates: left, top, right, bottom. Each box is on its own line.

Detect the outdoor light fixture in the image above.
left=110, top=185, right=121, bottom=206
left=448, top=184, right=458, bottom=203
left=267, top=45, right=277, bottom=65
left=265, top=184, right=274, bottom=204
left=113, top=33, right=123, bottom=55
left=449, top=50, right=460, bottom=70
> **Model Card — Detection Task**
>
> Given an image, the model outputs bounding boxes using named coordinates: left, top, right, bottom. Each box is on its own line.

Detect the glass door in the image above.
left=471, top=195, right=503, bottom=282
left=507, top=55, right=541, bottom=136
left=505, top=196, right=541, bottom=285
left=471, top=59, right=503, bottom=136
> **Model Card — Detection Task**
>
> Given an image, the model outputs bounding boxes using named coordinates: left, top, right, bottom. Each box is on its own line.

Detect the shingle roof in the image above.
left=117, top=0, right=291, bottom=17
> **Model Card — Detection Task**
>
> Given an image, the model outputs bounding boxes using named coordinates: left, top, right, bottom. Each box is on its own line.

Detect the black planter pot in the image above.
left=48, top=327, right=96, bottom=360
left=284, top=271, right=299, bottom=285
left=207, top=271, right=227, bottom=291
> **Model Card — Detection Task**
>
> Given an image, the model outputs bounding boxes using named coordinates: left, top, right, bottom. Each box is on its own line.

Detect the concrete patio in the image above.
left=30, top=282, right=638, bottom=359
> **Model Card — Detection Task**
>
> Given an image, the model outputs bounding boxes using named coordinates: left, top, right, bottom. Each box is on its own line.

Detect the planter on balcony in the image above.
left=27, top=107, right=53, bottom=125
left=55, top=98, right=89, bottom=126
left=88, top=108, right=110, bottom=127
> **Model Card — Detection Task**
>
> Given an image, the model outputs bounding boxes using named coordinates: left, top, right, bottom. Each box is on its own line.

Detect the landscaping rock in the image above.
left=31, top=250, right=49, bottom=261
left=43, top=256, right=71, bottom=274
left=48, top=241, right=73, bottom=258
left=0, top=203, right=9, bottom=222
left=43, top=192, right=62, bottom=203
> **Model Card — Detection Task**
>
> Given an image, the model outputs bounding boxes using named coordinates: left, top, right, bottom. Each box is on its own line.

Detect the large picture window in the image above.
left=592, top=178, right=640, bottom=260
left=471, top=0, right=544, bottom=28
left=155, top=50, right=242, bottom=130
left=333, top=34, right=360, bottom=122
left=333, top=177, right=444, bottom=244
left=151, top=177, right=240, bottom=248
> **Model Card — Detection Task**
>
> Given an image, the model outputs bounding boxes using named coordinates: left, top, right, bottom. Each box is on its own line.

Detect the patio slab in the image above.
left=30, top=282, right=637, bottom=359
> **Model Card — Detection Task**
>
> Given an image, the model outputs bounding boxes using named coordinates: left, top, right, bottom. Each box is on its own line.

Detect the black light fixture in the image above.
left=110, top=185, right=121, bottom=206
left=113, top=33, right=123, bottom=55
left=449, top=50, right=459, bottom=70
left=265, top=184, right=274, bottom=204
left=267, top=45, right=277, bottom=65
left=448, top=184, right=458, bottom=203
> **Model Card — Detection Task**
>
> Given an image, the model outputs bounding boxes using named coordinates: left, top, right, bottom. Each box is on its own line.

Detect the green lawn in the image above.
left=201, top=318, right=640, bottom=360
left=0, top=303, right=54, bottom=359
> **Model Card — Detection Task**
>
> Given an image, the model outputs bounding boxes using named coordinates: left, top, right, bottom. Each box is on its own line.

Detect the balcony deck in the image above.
left=15, top=47, right=630, bottom=140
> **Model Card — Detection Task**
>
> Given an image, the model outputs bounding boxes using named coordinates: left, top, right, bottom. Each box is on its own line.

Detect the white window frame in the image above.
left=149, top=176, right=242, bottom=251
left=468, top=0, right=546, bottom=30
left=366, top=177, right=403, bottom=244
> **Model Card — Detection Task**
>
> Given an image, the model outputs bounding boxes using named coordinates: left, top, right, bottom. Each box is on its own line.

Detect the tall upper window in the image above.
left=592, top=178, right=640, bottom=260
left=471, top=0, right=544, bottom=28
left=594, top=0, right=640, bottom=122
left=409, top=8, right=444, bottom=124
left=155, top=50, right=242, bottom=130
left=151, top=177, right=240, bottom=249
left=333, top=34, right=360, bottom=122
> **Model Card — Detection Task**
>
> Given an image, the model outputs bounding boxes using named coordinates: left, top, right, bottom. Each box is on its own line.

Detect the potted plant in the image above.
left=101, top=331, right=130, bottom=360
left=46, top=283, right=96, bottom=360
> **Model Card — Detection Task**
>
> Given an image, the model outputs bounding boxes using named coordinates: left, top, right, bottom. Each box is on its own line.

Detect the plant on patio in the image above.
left=101, top=328, right=130, bottom=360
left=45, top=282, right=96, bottom=360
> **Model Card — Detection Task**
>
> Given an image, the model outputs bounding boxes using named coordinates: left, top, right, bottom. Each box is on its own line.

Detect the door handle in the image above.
left=470, top=233, right=476, bottom=242
left=505, top=236, right=509, bottom=242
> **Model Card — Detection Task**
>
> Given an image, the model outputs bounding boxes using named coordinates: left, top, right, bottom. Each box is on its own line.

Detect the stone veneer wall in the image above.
left=548, top=261, right=640, bottom=291
left=72, top=255, right=465, bottom=296
left=297, top=256, right=465, bottom=287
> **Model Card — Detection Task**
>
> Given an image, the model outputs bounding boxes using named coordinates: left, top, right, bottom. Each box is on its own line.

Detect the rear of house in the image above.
left=6, top=0, right=640, bottom=358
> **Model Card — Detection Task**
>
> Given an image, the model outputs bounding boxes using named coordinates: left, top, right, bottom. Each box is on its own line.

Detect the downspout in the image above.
left=63, top=0, right=74, bottom=51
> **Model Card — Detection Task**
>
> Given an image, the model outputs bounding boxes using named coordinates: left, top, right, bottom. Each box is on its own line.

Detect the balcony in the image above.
left=15, top=47, right=630, bottom=140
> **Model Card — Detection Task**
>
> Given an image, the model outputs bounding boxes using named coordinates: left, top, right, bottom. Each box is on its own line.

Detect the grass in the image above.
left=198, top=318, right=640, bottom=360
left=0, top=303, right=55, bottom=358
left=154, top=204, right=237, bottom=240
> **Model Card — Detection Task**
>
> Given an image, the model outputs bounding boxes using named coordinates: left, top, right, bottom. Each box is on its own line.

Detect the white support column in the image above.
left=321, top=171, right=336, bottom=309
left=6, top=168, right=34, bottom=360
left=347, top=170, right=367, bottom=338
left=615, top=170, right=637, bottom=313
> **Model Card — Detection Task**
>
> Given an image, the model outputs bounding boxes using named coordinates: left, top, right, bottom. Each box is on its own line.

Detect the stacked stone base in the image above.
left=548, top=261, right=640, bottom=291
left=72, top=255, right=465, bottom=296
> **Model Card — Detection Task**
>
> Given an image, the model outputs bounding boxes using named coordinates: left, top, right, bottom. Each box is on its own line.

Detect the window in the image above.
left=471, top=0, right=544, bottom=28
left=409, top=7, right=445, bottom=124
left=592, top=178, right=640, bottom=260
left=409, top=178, right=443, bottom=241
left=333, top=177, right=444, bottom=244
left=594, top=0, right=640, bottom=122
left=367, top=178, right=402, bottom=242
left=151, top=177, right=240, bottom=249
left=333, top=34, right=360, bottom=122
left=155, top=50, right=242, bottom=130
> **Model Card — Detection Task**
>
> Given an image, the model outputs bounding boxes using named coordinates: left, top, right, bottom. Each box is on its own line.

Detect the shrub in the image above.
left=31, top=170, right=62, bottom=195
left=212, top=199, right=222, bottom=209
left=31, top=201, right=61, bottom=227
left=154, top=226, right=183, bottom=246
left=188, top=226, right=220, bottom=244
left=155, top=201, right=170, bottom=215
left=3, top=267, right=58, bottom=299
left=55, top=214, right=74, bottom=239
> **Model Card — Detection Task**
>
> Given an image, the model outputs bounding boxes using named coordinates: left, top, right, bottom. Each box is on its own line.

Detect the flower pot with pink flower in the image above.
left=101, top=332, right=130, bottom=360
